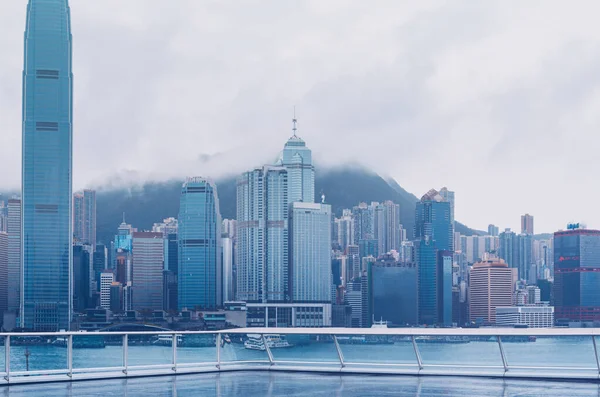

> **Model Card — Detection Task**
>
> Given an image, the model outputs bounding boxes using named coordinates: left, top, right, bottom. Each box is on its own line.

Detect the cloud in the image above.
left=1, top=0, right=600, bottom=233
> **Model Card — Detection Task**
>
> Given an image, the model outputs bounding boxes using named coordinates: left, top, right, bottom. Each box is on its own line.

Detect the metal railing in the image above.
left=0, top=327, right=599, bottom=385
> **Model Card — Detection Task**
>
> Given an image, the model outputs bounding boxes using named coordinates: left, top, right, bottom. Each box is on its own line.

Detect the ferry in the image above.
left=244, top=334, right=293, bottom=350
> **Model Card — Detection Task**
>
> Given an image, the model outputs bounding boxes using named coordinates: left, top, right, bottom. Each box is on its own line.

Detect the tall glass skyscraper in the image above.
left=279, top=118, right=314, bottom=204
left=21, top=0, right=73, bottom=331
left=414, top=189, right=453, bottom=252
left=290, top=202, right=331, bottom=302
left=178, top=178, right=222, bottom=310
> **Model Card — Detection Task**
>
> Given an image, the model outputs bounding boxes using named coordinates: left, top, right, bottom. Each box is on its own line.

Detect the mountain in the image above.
left=93, top=166, right=483, bottom=246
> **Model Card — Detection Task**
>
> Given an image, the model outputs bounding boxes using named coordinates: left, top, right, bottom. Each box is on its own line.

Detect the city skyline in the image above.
left=1, top=2, right=599, bottom=234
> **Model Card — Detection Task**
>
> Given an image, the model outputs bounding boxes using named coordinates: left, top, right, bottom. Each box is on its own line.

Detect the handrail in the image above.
left=3, top=327, right=600, bottom=337
left=0, top=328, right=599, bottom=386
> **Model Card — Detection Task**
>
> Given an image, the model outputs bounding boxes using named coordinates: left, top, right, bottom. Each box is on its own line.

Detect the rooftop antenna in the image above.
left=122, top=212, right=126, bottom=224
left=292, top=106, right=298, bottom=137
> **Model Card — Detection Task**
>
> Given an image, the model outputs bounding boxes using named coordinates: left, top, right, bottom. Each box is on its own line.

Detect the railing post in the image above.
left=216, top=333, right=221, bottom=370
left=4, top=336, right=10, bottom=382
left=411, top=336, right=423, bottom=370
left=67, top=335, right=73, bottom=378
left=333, top=335, right=345, bottom=368
left=261, top=334, right=274, bottom=365
left=593, top=336, right=600, bottom=375
left=172, top=333, right=177, bottom=372
left=122, top=334, right=128, bottom=375
left=497, top=336, right=508, bottom=373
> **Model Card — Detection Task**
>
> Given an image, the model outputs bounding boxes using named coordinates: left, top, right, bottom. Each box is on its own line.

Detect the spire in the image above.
left=292, top=106, right=298, bottom=137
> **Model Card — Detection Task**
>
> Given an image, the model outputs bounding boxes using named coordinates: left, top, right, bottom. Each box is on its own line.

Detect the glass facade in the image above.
left=554, top=229, right=600, bottom=323
left=290, top=203, right=332, bottom=302
left=21, top=0, right=73, bottom=331
left=417, top=239, right=438, bottom=325
left=372, top=263, right=417, bottom=326
left=414, top=200, right=452, bottom=252
left=178, top=178, right=221, bottom=310
left=280, top=135, right=314, bottom=204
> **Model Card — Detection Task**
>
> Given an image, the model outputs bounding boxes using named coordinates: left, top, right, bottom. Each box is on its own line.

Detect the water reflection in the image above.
left=1, top=372, right=600, bottom=396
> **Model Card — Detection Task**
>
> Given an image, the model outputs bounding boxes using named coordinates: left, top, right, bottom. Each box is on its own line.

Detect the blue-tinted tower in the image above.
left=414, top=190, right=453, bottom=252
left=21, top=0, right=73, bottom=331
left=178, top=178, right=222, bottom=310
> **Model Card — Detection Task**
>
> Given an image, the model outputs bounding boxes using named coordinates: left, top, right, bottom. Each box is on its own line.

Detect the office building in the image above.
left=73, top=189, right=96, bottom=248
left=178, top=178, right=222, bottom=310
left=290, top=203, right=332, bottom=303
left=521, top=214, right=534, bottom=235
left=553, top=227, right=600, bottom=324
left=236, top=166, right=289, bottom=302
left=7, top=199, right=20, bottom=312
left=346, top=245, right=360, bottom=281
left=132, top=232, right=164, bottom=311
left=344, top=282, right=363, bottom=327
left=469, top=257, right=514, bottom=324
left=72, top=245, right=91, bottom=313
left=110, top=282, right=123, bottom=313
left=21, top=0, right=73, bottom=331
left=73, top=193, right=84, bottom=242
left=278, top=118, right=315, bottom=204
left=415, top=189, right=453, bottom=252
left=334, top=210, right=354, bottom=252
left=100, top=272, right=114, bottom=310
left=0, top=233, right=8, bottom=318
left=372, top=261, right=417, bottom=326
left=222, top=235, right=234, bottom=304
left=496, top=306, right=554, bottom=328
left=416, top=238, right=453, bottom=326
left=92, top=245, right=107, bottom=292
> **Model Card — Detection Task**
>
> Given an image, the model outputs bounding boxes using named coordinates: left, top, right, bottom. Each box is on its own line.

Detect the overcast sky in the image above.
left=1, top=1, right=599, bottom=233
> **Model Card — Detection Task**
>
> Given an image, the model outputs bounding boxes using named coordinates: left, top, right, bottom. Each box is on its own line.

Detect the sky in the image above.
left=1, top=0, right=599, bottom=234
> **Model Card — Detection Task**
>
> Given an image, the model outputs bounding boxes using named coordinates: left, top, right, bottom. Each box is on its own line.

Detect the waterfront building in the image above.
left=496, top=306, right=554, bottom=328
left=521, top=213, right=534, bottom=235
left=110, top=282, right=123, bottom=313
left=100, top=272, right=114, bottom=310
left=414, top=189, right=453, bottom=252
left=372, top=260, right=417, bottom=326
left=245, top=302, right=331, bottom=327
left=344, top=282, right=362, bottom=327
left=21, top=0, right=73, bottom=331
left=7, top=199, right=20, bottom=312
left=469, top=257, right=514, bottom=324
left=178, top=178, right=222, bottom=310
left=236, top=166, right=288, bottom=302
left=290, top=202, right=332, bottom=303
left=132, top=232, right=164, bottom=311
left=553, top=227, right=600, bottom=325
left=222, top=236, right=234, bottom=304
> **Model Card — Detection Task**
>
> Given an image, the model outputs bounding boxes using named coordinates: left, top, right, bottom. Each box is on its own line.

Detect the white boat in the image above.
left=244, top=334, right=293, bottom=350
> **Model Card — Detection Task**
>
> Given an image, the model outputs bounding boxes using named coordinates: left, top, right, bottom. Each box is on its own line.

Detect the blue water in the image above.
left=3, top=372, right=600, bottom=396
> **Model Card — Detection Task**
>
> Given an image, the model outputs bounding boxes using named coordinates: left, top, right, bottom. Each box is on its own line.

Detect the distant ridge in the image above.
left=92, top=166, right=484, bottom=245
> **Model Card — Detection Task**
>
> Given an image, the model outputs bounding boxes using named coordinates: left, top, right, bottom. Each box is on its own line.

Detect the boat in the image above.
left=244, top=334, right=293, bottom=350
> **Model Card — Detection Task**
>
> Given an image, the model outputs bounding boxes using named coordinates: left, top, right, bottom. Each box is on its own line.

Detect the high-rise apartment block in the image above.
left=100, top=271, right=114, bottom=310
left=178, top=178, right=222, bottom=310
left=22, top=0, right=73, bottom=331
left=237, top=166, right=289, bottom=302
left=521, top=213, right=534, bottom=235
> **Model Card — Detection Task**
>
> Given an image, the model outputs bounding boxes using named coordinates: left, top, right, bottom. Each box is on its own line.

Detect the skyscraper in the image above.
left=553, top=227, right=600, bottom=325
left=469, top=257, right=514, bottom=324
left=353, top=203, right=375, bottom=243
left=488, top=224, right=499, bottom=237
left=236, top=166, right=288, bottom=302
left=7, top=199, right=21, bottom=313
left=0, top=233, right=8, bottom=320
left=132, top=232, right=164, bottom=311
left=414, top=189, right=453, bottom=252
left=72, top=245, right=91, bottom=312
left=279, top=117, right=314, bottom=204
left=290, top=202, right=332, bottom=302
left=82, top=190, right=96, bottom=248
left=21, top=0, right=73, bottom=331
left=73, top=193, right=84, bottom=242
left=521, top=214, right=534, bottom=235
left=178, top=178, right=222, bottom=310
